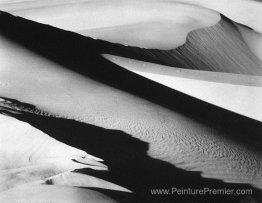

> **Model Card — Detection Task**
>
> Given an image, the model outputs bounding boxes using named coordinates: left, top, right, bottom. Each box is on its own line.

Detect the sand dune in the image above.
left=236, top=24, right=262, bottom=61
left=1, top=1, right=261, bottom=74
left=1, top=1, right=262, bottom=202
left=0, top=183, right=119, bottom=203
left=171, top=0, right=262, bottom=33
left=103, top=54, right=262, bottom=122
left=0, top=114, right=107, bottom=191
left=1, top=0, right=220, bottom=49
left=1, top=0, right=262, bottom=61
left=114, top=17, right=262, bottom=75
left=0, top=11, right=262, bottom=193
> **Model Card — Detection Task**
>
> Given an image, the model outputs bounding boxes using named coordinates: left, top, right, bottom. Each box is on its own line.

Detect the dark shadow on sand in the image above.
left=1, top=11, right=262, bottom=202
left=0, top=11, right=262, bottom=153
left=0, top=104, right=261, bottom=203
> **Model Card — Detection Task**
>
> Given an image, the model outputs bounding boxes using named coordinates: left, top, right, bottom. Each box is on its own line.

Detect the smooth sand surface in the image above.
left=0, top=183, right=118, bottom=203
left=0, top=114, right=107, bottom=191
left=104, top=54, right=262, bottom=122
left=170, top=0, right=262, bottom=33
left=1, top=2, right=262, bottom=202
left=0, top=15, right=262, bottom=192
left=2, top=0, right=262, bottom=33
left=236, top=24, right=262, bottom=61
left=2, top=0, right=262, bottom=68
left=1, top=0, right=220, bottom=49
left=2, top=0, right=262, bottom=60
left=143, top=17, right=262, bottom=75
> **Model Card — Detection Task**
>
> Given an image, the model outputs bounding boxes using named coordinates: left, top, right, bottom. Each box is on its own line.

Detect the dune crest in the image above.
left=1, top=0, right=220, bottom=49
left=103, top=54, right=262, bottom=122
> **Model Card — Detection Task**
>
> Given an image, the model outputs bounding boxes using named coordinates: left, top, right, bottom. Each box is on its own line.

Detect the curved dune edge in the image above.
left=2, top=0, right=262, bottom=33
left=1, top=0, right=261, bottom=58
left=45, top=171, right=131, bottom=193
left=0, top=114, right=107, bottom=192
left=103, top=54, right=262, bottom=122
left=1, top=52, right=262, bottom=191
left=103, top=54, right=262, bottom=86
left=0, top=13, right=262, bottom=190
left=170, top=0, right=262, bottom=33
left=0, top=0, right=221, bottom=49
left=236, top=24, right=262, bottom=61
left=0, top=7, right=262, bottom=200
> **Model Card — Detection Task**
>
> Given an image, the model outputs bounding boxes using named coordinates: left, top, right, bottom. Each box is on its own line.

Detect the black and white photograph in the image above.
left=0, top=0, right=262, bottom=202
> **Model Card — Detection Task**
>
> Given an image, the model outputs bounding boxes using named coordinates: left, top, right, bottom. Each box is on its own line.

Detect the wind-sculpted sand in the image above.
left=103, top=54, right=262, bottom=122
left=0, top=1, right=262, bottom=202
left=2, top=0, right=262, bottom=61
left=0, top=113, right=109, bottom=189
left=0, top=0, right=221, bottom=49
left=0, top=12, right=262, bottom=202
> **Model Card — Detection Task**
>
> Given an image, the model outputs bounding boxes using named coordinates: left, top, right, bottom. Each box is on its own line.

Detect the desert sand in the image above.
left=103, top=54, right=262, bottom=121
left=0, top=0, right=220, bottom=49
left=0, top=1, right=262, bottom=202
left=1, top=0, right=262, bottom=60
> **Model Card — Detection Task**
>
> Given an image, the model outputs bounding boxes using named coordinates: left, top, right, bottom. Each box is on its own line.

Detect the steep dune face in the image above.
left=0, top=13, right=262, bottom=192
left=103, top=54, right=262, bottom=121
left=170, top=0, right=262, bottom=33
left=1, top=1, right=261, bottom=74
left=1, top=0, right=221, bottom=49
left=1, top=0, right=262, bottom=71
left=1, top=1, right=262, bottom=202
left=160, top=18, right=262, bottom=75
left=112, top=17, right=262, bottom=75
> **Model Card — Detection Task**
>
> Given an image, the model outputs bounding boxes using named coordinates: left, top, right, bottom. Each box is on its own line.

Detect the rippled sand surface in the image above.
left=1, top=1, right=262, bottom=202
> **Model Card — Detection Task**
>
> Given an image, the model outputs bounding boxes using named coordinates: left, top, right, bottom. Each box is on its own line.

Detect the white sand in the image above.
left=2, top=0, right=261, bottom=60
left=0, top=183, right=117, bottom=203
left=0, top=0, right=220, bottom=49
left=236, top=24, right=262, bottom=61
left=1, top=1, right=262, bottom=201
left=0, top=114, right=107, bottom=191
left=170, top=0, right=262, bottom=33
left=104, top=54, right=262, bottom=122
left=0, top=26, right=262, bottom=190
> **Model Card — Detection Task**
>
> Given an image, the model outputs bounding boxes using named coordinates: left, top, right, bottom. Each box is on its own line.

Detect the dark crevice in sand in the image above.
left=0, top=108, right=261, bottom=203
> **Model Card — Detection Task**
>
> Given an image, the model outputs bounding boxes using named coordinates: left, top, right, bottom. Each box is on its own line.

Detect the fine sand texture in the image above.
left=0, top=11, right=262, bottom=202
left=1, top=0, right=262, bottom=62
left=103, top=54, right=262, bottom=122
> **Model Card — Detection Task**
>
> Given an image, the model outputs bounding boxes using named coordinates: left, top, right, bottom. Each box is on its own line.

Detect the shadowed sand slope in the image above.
left=112, top=16, right=262, bottom=75
left=0, top=0, right=221, bottom=50
left=0, top=99, right=261, bottom=203
left=1, top=1, right=262, bottom=74
left=1, top=9, right=262, bottom=203
left=1, top=10, right=262, bottom=194
left=103, top=54, right=262, bottom=121
left=0, top=112, right=111, bottom=191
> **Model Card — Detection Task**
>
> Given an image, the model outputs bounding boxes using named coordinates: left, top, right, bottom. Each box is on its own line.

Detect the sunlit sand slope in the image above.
left=0, top=12, right=262, bottom=192
left=1, top=0, right=220, bottom=49
left=104, top=54, right=262, bottom=121
left=0, top=114, right=108, bottom=191
left=1, top=0, right=262, bottom=69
